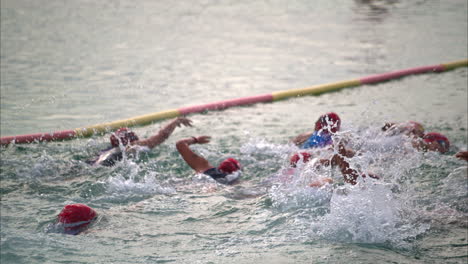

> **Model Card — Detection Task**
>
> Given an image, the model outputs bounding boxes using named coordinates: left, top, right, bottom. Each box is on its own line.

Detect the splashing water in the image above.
left=104, top=160, right=176, bottom=196
left=262, top=125, right=443, bottom=247
left=309, top=182, right=430, bottom=247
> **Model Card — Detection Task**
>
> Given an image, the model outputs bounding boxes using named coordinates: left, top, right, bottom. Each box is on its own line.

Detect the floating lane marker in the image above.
left=271, top=79, right=361, bottom=101
left=75, top=109, right=181, bottom=137
left=1, top=59, right=467, bottom=146
left=178, top=94, right=274, bottom=115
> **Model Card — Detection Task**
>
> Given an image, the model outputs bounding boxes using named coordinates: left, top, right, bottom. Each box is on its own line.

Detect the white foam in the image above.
left=240, top=137, right=297, bottom=157
left=266, top=125, right=435, bottom=246
left=105, top=169, right=176, bottom=195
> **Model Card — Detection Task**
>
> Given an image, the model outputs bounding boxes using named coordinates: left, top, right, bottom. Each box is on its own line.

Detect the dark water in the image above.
left=1, top=1, right=467, bottom=263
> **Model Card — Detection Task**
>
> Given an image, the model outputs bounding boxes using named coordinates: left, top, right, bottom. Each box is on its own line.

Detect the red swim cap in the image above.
left=315, top=112, right=341, bottom=133
left=58, top=204, right=97, bottom=233
left=290, top=152, right=312, bottom=167
left=218, top=158, right=241, bottom=174
left=423, top=132, right=450, bottom=153
left=110, top=128, right=139, bottom=147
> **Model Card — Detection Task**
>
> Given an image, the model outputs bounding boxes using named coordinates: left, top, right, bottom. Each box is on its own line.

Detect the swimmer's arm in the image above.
left=176, top=136, right=213, bottom=173
left=339, top=144, right=356, bottom=158
left=382, top=122, right=396, bottom=131
left=136, top=117, right=192, bottom=149
left=455, top=151, right=468, bottom=162
left=309, top=177, right=333, bottom=187
left=338, top=161, right=359, bottom=185
left=330, top=153, right=359, bottom=185
left=291, top=132, right=313, bottom=146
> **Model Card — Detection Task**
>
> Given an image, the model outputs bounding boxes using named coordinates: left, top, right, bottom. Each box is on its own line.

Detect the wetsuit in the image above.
left=301, top=131, right=333, bottom=149
left=203, top=168, right=239, bottom=184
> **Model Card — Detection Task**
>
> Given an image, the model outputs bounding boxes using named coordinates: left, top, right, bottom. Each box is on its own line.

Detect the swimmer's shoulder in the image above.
left=93, top=147, right=123, bottom=166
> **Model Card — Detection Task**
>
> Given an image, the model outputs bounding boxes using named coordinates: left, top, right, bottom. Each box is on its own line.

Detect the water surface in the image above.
left=1, top=1, right=467, bottom=263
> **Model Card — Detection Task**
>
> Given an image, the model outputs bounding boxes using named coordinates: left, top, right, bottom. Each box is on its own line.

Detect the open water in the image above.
left=1, top=0, right=467, bottom=263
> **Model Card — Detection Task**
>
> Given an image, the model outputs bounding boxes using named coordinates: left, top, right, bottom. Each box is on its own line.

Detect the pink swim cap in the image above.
left=315, top=112, right=341, bottom=133
left=290, top=152, right=312, bottom=167
left=218, top=158, right=241, bottom=174
left=110, top=128, right=139, bottom=147
left=423, top=132, right=450, bottom=153
left=58, top=204, right=97, bottom=234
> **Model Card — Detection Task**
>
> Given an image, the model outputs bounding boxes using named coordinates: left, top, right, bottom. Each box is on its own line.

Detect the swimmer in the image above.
left=347, top=120, right=452, bottom=156
left=89, top=117, right=193, bottom=166
left=382, top=121, right=425, bottom=138
left=381, top=122, right=451, bottom=153
left=292, top=112, right=341, bottom=149
left=336, top=125, right=455, bottom=183
left=56, top=203, right=97, bottom=235
left=176, top=136, right=242, bottom=185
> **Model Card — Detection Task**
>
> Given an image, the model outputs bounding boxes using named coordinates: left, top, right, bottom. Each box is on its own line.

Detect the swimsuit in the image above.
left=204, top=167, right=228, bottom=180
left=301, top=131, right=333, bottom=149
left=203, top=167, right=240, bottom=184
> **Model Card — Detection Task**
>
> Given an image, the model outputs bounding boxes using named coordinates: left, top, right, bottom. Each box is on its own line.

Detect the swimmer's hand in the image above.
left=175, top=117, right=193, bottom=127
left=193, top=136, right=211, bottom=144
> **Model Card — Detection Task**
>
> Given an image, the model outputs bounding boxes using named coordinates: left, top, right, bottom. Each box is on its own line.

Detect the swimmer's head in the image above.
left=218, top=158, right=241, bottom=174
left=110, top=128, right=139, bottom=147
left=406, top=121, right=425, bottom=137
left=423, top=132, right=450, bottom=153
left=290, top=152, right=312, bottom=167
left=58, top=204, right=97, bottom=235
left=315, top=112, right=341, bottom=133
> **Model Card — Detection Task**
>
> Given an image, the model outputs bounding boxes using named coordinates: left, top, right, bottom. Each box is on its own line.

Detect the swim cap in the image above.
left=58, top=204, right=97, bottom=234
left=110, top=128, right=139, bottom=147
left=315, top=112, right=341, bottom=133
left=403, top=121, right=425, bottom=137
left=290, top=152, right=312, bottom=167
left=408, top=121, right=424, bottom=132
left=218, top=158, right=241, bottom=174
left=423, top=132, right=450, bottom=153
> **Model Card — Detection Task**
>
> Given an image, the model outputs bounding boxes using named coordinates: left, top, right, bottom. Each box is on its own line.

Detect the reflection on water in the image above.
left=354, top=0, right=399, bottom=22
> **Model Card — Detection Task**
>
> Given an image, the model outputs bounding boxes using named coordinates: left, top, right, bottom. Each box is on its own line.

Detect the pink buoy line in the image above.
left=1, top=59, right=467, bottom=146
